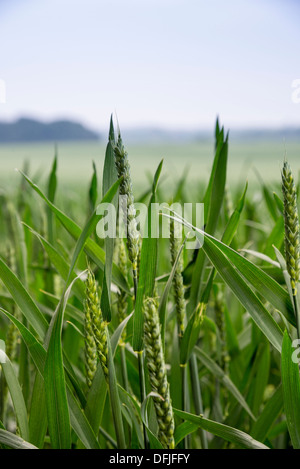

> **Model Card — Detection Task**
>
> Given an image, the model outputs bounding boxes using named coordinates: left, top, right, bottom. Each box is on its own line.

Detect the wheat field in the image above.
left=0, top=118, right=300, bottom=450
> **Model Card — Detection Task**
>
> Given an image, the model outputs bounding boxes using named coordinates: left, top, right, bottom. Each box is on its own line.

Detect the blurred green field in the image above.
left=1, top=124, right=300, bottom=450
left=0, top=140, right=299, bottom=192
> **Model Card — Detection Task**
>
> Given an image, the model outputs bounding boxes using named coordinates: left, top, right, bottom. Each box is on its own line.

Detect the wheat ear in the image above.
left=85, top=270, right=109, bottom=382
left=113, top=132, right=140, bottom=274
left=282, top=161, right=300, bottom=335
left=144, top=297, right=175, bottom=449
left=282, top=161, right=300, bottom=294
left=170, top=216, right=185, bottom=338
left=84, top=297, right=97, bottom=388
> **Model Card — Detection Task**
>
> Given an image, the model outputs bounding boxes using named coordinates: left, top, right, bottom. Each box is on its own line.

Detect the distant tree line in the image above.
left=0, top=118, right=101, bottom=143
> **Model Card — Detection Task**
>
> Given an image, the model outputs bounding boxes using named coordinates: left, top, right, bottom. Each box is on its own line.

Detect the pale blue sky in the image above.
left=0, top=0, right=299, bottom=131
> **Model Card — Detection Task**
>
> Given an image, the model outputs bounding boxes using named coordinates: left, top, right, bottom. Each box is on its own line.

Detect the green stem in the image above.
left=107, top=339, right=126, bottom=449
left=99, top=426, right=117, bottom=449
left=120, top=345, right=129, bottom=392
left=181, top=363, right=188, bottom=449
left=292, top=290, right=300, bottom=340
left=190, top=354, right=208, bottom=449
left=133, top=268, right=138, bottom=298
left=138, top=351, right=149, bottom=449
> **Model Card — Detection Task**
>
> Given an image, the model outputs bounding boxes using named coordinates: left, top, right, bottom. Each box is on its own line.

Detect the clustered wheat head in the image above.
left=170, top=216, right=185, bottom=338
left=143, top=297, right=175, bottom=449
left=282, top=161, right=300, bottom=295
left=85, top=270, right=109, bottom=382
left=84, top=298, right=97, bottom=388
left=113, top=132, right=140, bottom=273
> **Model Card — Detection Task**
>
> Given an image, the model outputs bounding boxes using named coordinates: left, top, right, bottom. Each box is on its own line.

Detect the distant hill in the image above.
left=0, top=118, right=101, bottom=143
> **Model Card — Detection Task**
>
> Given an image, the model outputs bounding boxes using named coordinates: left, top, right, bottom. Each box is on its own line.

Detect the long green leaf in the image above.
left=66, top=177, right=122, bottom=286
left=43, top=285, right=75, bottom=448
left=0, top=430, right=37, bottom=450
left=251, top=385, right=283, bottom=443
left=19, top=170, right=130, bottom=294
left=166, top=214, right=284, bottom=352
left=202, top=236, right=284, bottom=352
left=101, top=117, right=118, bottom=322
left=133, top=160, right=162, bottom=352
left=173, top=409, right=268, bottom=449
left=88, top=161, right=98, bottom=213
left=174, top=422, right=198, bottom=447
left=189, top=133, right=228, bottom=313
left=1, top=354, right=29, bottom=441
left=23, top=224, right=85, bottom=302
left=141, top=393, right=164, bottom=449
left=47, top=152, right=57, bottom=246
left=195, top=347, right=255, bottom=420
left=0, top=257, right=47, bottom=339
left=0, top=307, right=100, bottom=449
left=281, top=330, right=300, bottom=448
left=202, top=182, right=247, bottom=303
left=180, top=304, right=205, bottom=365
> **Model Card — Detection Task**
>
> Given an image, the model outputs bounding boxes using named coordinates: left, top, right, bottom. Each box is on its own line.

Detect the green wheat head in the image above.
left=282, top=161, right=300, bottom=294
left=143, top=297, right=175, bottom=449
left=85, top=270, right=109, bottom=382
left=84, top=298, right=97, bottom=388
left=113, top=132, right=140, bottom=271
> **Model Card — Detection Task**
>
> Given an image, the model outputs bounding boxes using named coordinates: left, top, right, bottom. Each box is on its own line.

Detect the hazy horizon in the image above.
left=0, top=115, right=299, bottom=148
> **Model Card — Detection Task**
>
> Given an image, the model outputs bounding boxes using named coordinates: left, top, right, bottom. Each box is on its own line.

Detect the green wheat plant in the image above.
left=0, top=116, right=300, bottom=450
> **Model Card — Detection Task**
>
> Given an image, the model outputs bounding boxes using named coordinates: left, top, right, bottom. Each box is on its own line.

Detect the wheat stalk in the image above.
left=114, top=237, right=129, bottom=390
left=114, top=238, right=128, bottom=345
